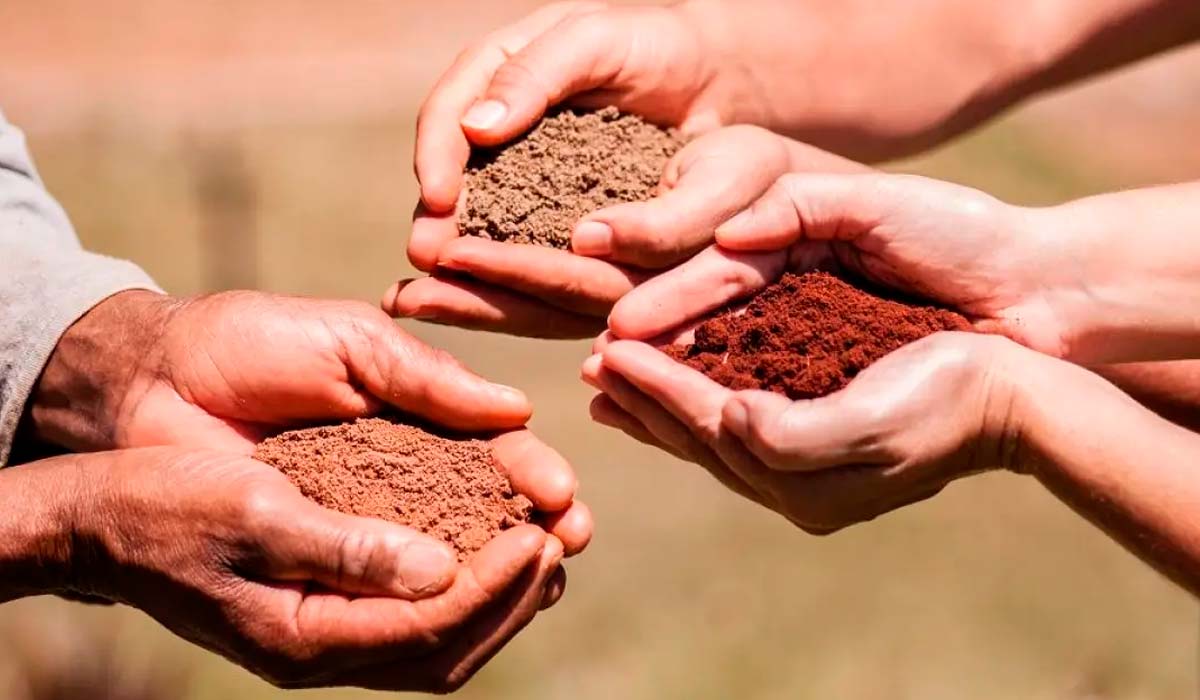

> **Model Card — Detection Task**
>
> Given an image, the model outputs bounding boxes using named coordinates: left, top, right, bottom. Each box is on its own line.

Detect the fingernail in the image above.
left=722, top=397, right=750, bottom=437
left=580, top=355, right=604, bottom=387
left=572, top=221, right=613, bottom=257
left=398, top=540, right=457, bottom=594
left=493, top=384, right=528, bottom=405
left=380, top=279, right=414, bottom=313
left=462, top=100, right=509, bottom=130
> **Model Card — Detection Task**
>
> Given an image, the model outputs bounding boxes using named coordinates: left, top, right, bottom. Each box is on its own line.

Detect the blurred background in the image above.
left=3, top=1, right=1200, bottom=698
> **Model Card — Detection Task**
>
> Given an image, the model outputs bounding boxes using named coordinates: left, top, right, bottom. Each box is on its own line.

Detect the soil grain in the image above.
left=254, top=418, right=532, bottom=560
left=668, top=272, right=972, bottom=400
left=460, top=106, right=684, bottom=248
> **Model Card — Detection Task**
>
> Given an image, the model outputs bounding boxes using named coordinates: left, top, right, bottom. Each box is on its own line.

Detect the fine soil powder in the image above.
left=460, top=106, right=684, bottom=248
left=253, top=418, right=532, bottom=560
left=668, top=272, right=972, bottom=400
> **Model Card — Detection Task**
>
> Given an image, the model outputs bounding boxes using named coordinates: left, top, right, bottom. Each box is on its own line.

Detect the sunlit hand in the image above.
left=24, top=448, right=563, bottom=692
left=609, top=172, right=1068, bottom=356
left=391, top=127, right=863, bottom=338
left=29, top=289, right=592, bottom=555
left=582, top=333, right=1028, bottom=533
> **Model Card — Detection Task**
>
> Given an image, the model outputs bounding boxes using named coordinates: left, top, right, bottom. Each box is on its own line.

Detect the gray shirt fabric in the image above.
left=0, top=110, right=160, bottom=465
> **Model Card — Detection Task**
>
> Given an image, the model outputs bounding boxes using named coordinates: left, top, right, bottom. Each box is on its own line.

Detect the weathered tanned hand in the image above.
left=0, top=448, right=563, bottom=692
left=28, top=287, right=592, bottom=558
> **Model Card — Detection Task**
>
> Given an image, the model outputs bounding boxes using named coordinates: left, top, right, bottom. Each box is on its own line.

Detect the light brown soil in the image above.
left=253, top=417, right=533, bottom=560
left=459, top=106, right=684, bottom=248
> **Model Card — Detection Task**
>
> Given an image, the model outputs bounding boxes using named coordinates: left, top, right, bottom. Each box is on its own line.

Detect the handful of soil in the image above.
left=667, top=272, right=972, bottom=400
left=459, top=106, right=684, bottom=248
left=253, top=418, right=533, bottom=561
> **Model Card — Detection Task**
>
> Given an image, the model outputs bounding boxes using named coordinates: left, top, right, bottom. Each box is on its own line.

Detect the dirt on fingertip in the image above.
left=459, top=106, right=684, bottom=249
left=253, top=417, right=533, bottom=561
left=666, top=272, right=973, bottom=400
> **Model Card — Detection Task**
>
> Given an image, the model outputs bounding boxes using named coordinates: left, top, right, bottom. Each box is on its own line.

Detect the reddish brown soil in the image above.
left=667, top=272, right=972, bottom=400
left=253, top=418, right=532, bottom=560
left=460, top=106, right=683, bottom=248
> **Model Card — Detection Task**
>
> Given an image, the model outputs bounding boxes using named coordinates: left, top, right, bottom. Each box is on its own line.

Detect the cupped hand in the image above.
left=414, top=1, right=733, bottom=216
left=59, top=448, right=564, bottom=692
left=392, top=127, right=864, bottom=338
left=30, top=289, right=593, bottom=554
left=609, top=172, right=1067, bottom=356
left=582, top=333, right=1029, bottom=533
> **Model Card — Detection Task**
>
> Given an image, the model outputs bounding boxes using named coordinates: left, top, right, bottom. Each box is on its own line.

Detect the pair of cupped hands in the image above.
left=24, top=1, right=1144, bottom=693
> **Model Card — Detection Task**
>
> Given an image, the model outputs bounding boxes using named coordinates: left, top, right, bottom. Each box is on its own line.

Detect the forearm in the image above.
left=679, top=0, right=1198, bottom=159
left=1018, top=0, right=1200, bottom=100
left=1093, top=361, right=1200, bottom=432
left=1016, top=354, right=1200, bottom=595
left=0, top=453, right=86, bottom=602
left=1033, top=181, right=1200, bottom=364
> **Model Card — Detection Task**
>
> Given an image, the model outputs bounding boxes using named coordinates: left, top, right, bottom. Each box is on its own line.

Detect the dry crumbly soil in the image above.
left=254, top=417, right=532, bottom=560
left=459, top=106, right=684, bottom=248
left=667, top=271, right=972, bottom=400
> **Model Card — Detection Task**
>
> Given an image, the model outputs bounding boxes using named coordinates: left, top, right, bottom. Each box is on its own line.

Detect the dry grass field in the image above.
left=2, top=2, right=1200, bottom=698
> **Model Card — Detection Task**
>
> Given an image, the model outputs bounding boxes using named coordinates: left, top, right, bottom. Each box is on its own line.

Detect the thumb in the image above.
left=259, top=494, right=459, bottom=600
left=715, top=173, right=898, bottom=252
left=460, top=7, right=623, bottom=146
left=572, top=128, right=793, bottom=268
left=722, top=390, right=865, bottom=472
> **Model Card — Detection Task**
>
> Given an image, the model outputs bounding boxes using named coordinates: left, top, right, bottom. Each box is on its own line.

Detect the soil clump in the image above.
left=460, top=106, right=684, bottom=248
left=254, top=418, right=532, bottom=560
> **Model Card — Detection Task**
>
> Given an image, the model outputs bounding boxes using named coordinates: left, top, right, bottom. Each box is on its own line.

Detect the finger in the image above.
left=539, top=500, right=593, bottom=557
left=349, top=319, right=532, bottom=431
left=722, top=390, right=889, bottom=472
left=588, top=356, right=765, bottom=503
left=286, top=525, right=546, bottom=657
left=408, top=201, right=461, bottom=273
left=588, top=393, right=689, bottom=461
left=460, top=7, right=627, bottom=148
left=347, top=536, right=564, bottom=693
left=573, top=126, right=792, bottom=268
left=607, top=245, right=785, bottom=340
left=716, top=173, right=889, bottom=251
left=491, top=430, right=578, bottom=513
left=540, top=566, right=567, bottom=610
left=438, top=236, right=643, bottom=316
left=384, top=275, right=604, bottom=339
left=415, top=2, right=604, bottom=212
left=253, top=493, right=457, bottom=600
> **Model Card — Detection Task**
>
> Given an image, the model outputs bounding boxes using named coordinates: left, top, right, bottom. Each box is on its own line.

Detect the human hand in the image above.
left=29, top=289, right=592, bottom=553
left=393, top=127, right=863, bottom=338
left=609, top=172, right=1073, bottom=356
left=414, top=0, right=1040, bottom=216
left=28, top=448, right=564, bottom=691
left=582, top=333, right=1029, bottom=532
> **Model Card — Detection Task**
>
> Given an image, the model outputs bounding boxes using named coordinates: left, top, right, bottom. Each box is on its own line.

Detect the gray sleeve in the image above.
left=0, top=110, right=162, bottom=465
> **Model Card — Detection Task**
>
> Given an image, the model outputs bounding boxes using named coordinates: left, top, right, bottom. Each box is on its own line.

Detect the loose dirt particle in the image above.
left=667, top=272, right=972, bottom=400
left=459, top=106, right=684, bottom=248
left=253, top=418, right=532, bottom=560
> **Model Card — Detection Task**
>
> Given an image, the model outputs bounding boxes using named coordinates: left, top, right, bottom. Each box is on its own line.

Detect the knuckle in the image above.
left=333, top=528, right=381, bottom=588
left=489, top=58, right=548, bottom=101
left=238, top=488, right=283, bottom=533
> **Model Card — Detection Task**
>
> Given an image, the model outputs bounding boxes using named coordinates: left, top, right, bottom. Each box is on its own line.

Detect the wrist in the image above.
left=28, top=290, right=178, bottom=452
left=0, top=454, right=96, bottom=601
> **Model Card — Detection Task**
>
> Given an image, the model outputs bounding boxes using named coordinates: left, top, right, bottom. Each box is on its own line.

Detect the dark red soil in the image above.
left=667, top=272, right=972, bottom=399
